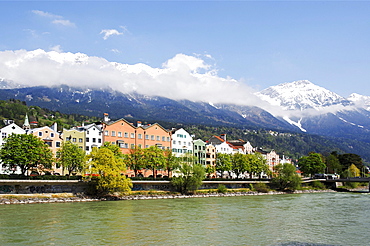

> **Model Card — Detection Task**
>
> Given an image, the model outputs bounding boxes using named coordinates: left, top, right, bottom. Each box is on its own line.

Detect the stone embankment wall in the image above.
left=0, top=180, right=271, bottom=194
left=0, top=180, right=87, bottom=194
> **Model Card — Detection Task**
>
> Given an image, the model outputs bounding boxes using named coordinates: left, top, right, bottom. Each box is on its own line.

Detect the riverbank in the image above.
left=0, top=189, right=337, bottom=205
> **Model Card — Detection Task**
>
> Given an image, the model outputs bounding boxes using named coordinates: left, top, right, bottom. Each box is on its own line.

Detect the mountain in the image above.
left=255, top=80, right=370, bottom=143
left=2, top=81, right=370, bottom=161
left=0, top=85, right=294, bottom=130
left=256, top=80, right=351, bottom=111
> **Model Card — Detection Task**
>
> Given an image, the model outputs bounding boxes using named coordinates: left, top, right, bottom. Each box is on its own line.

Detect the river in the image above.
left=0, top=192, right=369, bottom=245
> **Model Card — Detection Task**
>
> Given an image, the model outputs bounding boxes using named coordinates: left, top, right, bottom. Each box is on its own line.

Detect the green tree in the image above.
left=56, top=141, right=86, bottom=176
left=205, top=165, right=216, bottom=178
left=231, top=153, right=250, bottom=178
left=171, top=163, right=205, bottom=194
left=125, top=146, right=145, bottom=177
left=325, top=152, right=342, bottom=174
left=143, top=146, right=166, bottom=178
left=338, top=153, right=363, bottom=171
left=86, top=147, right=132, bottom=195
left=298, top=152, right=326, bottom=177
left=271, top=163, right=301, bottom=191
left=249, top=152, right=269, bottom=178
left=0, top=134, right=53, bottom=175
left=163, top=149, right=180, bottom=177
left=216, top=153, right=232, bottom=178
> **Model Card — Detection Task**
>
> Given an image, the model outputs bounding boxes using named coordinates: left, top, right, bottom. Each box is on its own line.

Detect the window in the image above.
left=138, top=144, right=142, bottom=148
left=86, top=138, right=89, bottom=142
left=45, top=141, right=52, bottom=147
left=162, top=136, right=165, bottom=141
left=51, top=133, right=54, bottom=138
left=56, top=142, right=61, bottom=148
left=173, top=140, right=176, bottom=144
left=145, top=145, right=149, bottom=148
left=138, top=134, right=142, bottom=139
left=93, top=138, right=96, bottom=143
left=167, top=137, right=170, bottom=142
left=98, top=139, right=101, bottom=143
left=79, top=138, right=83, bottom=143
left=156, top=136, right=160, bottom=141
left=195, top=145, right=198, bottom=150
left=145, top=135, right=149, bottom=140
left=72, top=138, right=76, bottom=142
left=111, top=131, right=116, bottom=137
left=151, top=135, right=154, bottom=140
left=118, top=132, right=122, bottom=137
left=2, top=132, right=7, bottom=139
left=104, top=130, right=108, bottom=136
left=131, top=133, right=135, bottom=138
left=86, top=146, right=89, bottom=151
left=124, top=143, right=129, bottom=148
left=130, top=144, right=135, bottom=149
left=124, top=132, right=128, bottom=138
left=38, top=132, right=42, bottom=137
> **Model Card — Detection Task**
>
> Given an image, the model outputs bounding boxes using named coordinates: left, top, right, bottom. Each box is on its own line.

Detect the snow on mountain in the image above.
left=347, top=93, right=370, bottom=111
left=256, top=80, right=350, bottom=111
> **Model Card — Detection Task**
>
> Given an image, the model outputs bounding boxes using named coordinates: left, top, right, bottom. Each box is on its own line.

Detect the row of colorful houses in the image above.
left=0, top=113, right=290, bottom=176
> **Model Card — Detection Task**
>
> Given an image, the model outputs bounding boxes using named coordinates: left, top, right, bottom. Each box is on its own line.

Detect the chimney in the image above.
left=220, top=134, right=227, bottom=141
left=104, top=113, right=110, bottom=123
left=137, top=121, right=142, bottom=127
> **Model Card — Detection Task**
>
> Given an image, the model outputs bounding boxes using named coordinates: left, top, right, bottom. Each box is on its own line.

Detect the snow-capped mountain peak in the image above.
left=255, top=80, right=350, bottom=111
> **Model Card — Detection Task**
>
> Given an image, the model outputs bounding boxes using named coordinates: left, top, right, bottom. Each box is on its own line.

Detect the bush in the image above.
left=217, top=184, right=227, bottom=193
left=254, top=183, right=270, bottom=193
left=310, top=180, right=326, bottom=189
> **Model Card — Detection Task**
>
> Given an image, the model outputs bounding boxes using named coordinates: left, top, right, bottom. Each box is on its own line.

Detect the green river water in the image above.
left=0, top=192, right=369, bottom=245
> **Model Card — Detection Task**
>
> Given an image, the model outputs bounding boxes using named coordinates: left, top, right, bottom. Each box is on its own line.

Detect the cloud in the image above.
left=32, top=10, right=76, bottom=27
left=0, top=49, right=260, bottom=106
left=52, top=19, right=75, bottom=27
left=50, top=45, right=63, bottom=52
left=100, top=29, right=123, bottom=40
left=32, top=10, right=62, bottom=19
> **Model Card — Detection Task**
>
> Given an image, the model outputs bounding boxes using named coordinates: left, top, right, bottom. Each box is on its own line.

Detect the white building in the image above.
left=80, top=123, right=103, bottom=154
left=171, top=128, right=193, bottom=157
left=0, top=123, right=26, bottom=174
left=0, top=123, right=26, bottom=146
left=214, top=141, right=234, bottom=154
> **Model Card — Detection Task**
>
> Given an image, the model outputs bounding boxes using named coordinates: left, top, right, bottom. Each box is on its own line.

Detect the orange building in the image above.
left=103, top=118, right=172, bottom=154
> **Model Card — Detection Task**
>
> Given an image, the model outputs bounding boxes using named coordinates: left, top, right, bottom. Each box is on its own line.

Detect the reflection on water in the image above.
left=0, top=192, right=369, bottom=245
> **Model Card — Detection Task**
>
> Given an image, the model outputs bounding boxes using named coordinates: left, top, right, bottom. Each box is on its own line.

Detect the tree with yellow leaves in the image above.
left=86, top=144, right=132, bottom=195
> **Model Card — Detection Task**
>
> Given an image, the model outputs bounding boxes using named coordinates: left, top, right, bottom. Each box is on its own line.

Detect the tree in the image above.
left=0, top=133, right=53, bottom=175
left=163, top=149, right=180, bottom=177
left=205, top=165, right=216, bottom=178
left=325, top=152, right=342, bottom=174
left=125, top=146, right=145, bottom=177
left=86, top=146, right=132, bottom=195
left=216, top=153, right=232, bottom=178
left=338, top=153, right=363, bottom=171
left=249, top=152, right=269, bottom=178
left=298, top=152, right=326, bottom=177
left=348, top=164, right=361, bottom=177
left=231, top=153, right=250, bottom=179
left=271, top=163, right=301, bottom=191
left=143, top=146, right=166, bottom=178
left=171, top=162, right=205, bottom=194
left=56, top=141, right=86, bottom=176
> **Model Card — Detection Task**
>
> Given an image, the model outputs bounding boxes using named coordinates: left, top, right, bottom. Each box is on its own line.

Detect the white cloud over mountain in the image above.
left=0, top=49, right=261, bottom=106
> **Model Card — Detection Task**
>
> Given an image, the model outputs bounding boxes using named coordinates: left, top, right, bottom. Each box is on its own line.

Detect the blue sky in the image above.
left=1, top=1, right=370, bottom=99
